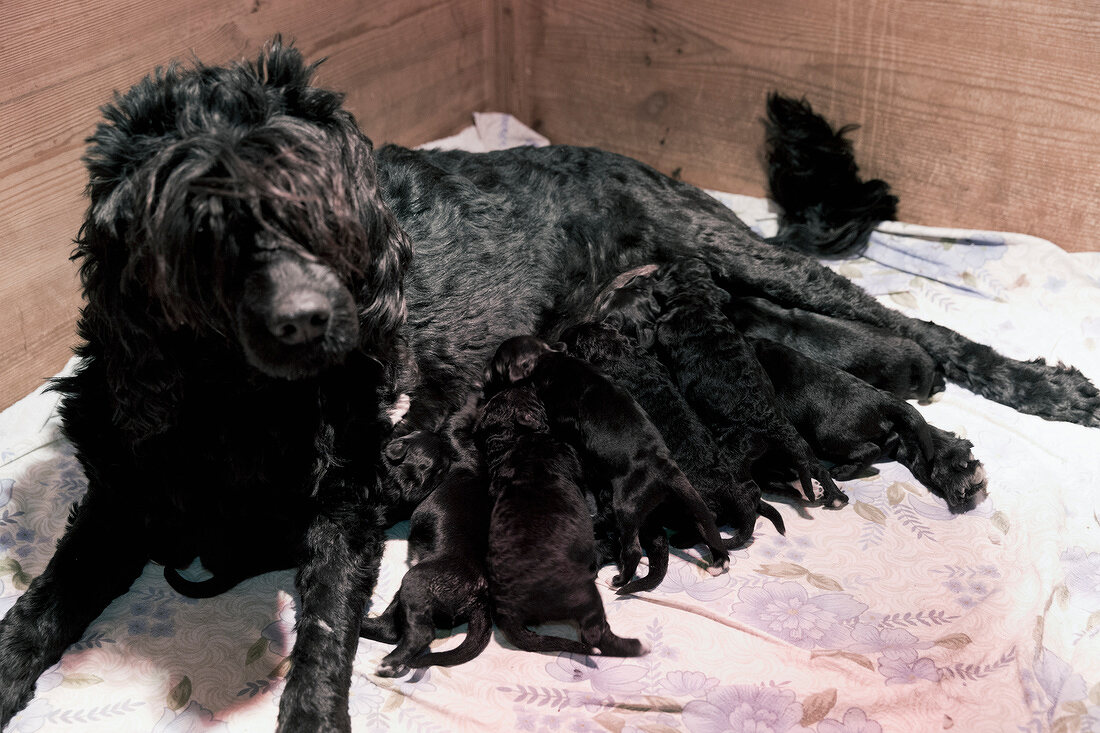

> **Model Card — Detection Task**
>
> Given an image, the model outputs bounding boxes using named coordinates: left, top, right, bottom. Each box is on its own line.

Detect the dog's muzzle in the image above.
left=236, top=251, right=360, bottom=379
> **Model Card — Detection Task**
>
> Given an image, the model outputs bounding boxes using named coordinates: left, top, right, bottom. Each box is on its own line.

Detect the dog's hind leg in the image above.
left=577, top=597, right=647, bottom=657
left=697, top=242, right=1100, bottom=427
left=0, top=495, right=147, bottom=728
left=663, top=472, right=730, bottom=574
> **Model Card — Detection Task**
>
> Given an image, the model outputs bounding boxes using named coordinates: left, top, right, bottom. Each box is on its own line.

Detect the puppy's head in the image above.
left=594, top=283, right=660, bottom=349
left=381, top=430, right=450, bottom=505
left=75, top=37, right=412, bottom=430
left=483, top=335, right=564, bottom=394
left=474, top=385, right=549, bottom=463
left=559, top=321, right=631, bottom=364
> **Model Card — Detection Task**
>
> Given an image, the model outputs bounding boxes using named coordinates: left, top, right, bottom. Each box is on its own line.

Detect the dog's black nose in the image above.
left=268, top=292, right=332, bottom=345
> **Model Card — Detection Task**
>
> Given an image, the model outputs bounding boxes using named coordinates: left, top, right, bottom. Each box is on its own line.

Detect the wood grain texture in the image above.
left=0, top=0, right=490, bottom=410
left=3, top=0, right=1097, bottom=410
left=508, top=0, right=1100, bottom=253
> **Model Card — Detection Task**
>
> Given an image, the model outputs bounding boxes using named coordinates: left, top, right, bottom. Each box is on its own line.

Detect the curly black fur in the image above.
left=2, top=37, right=1097, bottom=731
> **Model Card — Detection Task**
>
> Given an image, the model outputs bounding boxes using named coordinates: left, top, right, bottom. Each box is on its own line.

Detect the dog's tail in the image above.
left=763, top=92, right=897, bottom=258
left=163, top=567, right=252, bottom=599
left=408, top=601, right=493, bottom=669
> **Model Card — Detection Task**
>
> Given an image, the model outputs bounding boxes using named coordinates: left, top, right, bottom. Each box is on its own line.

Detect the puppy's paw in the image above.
left=375, top=661, right=409, bottom=678
left=706, top=559, right=731, bottom=576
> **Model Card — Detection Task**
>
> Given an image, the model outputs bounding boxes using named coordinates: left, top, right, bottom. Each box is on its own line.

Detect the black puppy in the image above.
left=750, top=337, right=935, bottom=481
left=485, top=335, right=730, bottom=593
left=561, top=321, right=784, bottom=548
left=652, top=259, right=849, bottom=508
left=728, top=296, right=946, bottom=401
left=360, top=398, right=492, bottom=675
left=477, top=385, right=647, bottom=657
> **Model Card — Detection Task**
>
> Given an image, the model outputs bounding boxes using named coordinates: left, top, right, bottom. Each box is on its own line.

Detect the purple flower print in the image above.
left=683, top=685, right=808, bottom=733
left=656, top=562, right=737, bottom=601
left=731, top=582, right=867, bottom=649
left=261, top=591, right=299, bottom=656
left=1061, top=547, right=1100, bottom=609
left=817, top=707, right=884, bottom=733
left=152, top=701, right=229, bottom=732
left=847, top=624, right=931, bottom=656
left=657, top=671, right=719, bottom=698
left=877, top=649, right=941, bottom=685
left=546, top=653, right=649, bottom=696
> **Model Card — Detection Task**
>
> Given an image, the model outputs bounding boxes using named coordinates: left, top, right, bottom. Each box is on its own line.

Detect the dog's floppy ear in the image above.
left=548, top=341, right=567, bottom=353
left=385, top=436, right=410, bottom=462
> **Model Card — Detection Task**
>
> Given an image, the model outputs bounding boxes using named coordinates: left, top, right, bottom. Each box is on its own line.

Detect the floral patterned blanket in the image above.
left=3, top=115, right=1099, bottom=733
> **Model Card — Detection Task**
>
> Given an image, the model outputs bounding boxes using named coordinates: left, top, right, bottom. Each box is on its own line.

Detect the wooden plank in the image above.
left=514, top=0, right=1100, bottom=252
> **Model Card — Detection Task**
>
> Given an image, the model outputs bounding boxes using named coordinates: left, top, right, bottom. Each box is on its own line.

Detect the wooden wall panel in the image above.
left=0, top=0, right=491, bottom=411
left=503, top=0, right=1100, bottom=253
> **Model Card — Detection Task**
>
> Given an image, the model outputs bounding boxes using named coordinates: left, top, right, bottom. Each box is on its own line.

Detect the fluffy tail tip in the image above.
left=763, top=92, right=898, bottom=258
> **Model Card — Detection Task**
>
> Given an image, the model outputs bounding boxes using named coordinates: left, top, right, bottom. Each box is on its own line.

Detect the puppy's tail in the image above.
left=757, top=500, right=786, bottom=536
left=763, top=92, right=897, bottom=258
left=666, top=471, right=730, bottom=573
left=408, top=601, right=492, bottom=669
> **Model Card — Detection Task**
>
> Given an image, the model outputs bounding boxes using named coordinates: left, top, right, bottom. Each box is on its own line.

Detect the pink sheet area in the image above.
left=2, top=114, right=1099, bottom=733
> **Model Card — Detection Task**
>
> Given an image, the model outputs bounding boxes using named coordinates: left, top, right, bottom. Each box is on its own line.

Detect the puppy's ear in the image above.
left=508, top=356, right=536, bottom=383
left=516, top=408, right=545, bottom=432
left=548, top=341, right=568, bottom=353
left=385, top=437, right=409, bottom=462
left=636, top=326, right=656, bottom=350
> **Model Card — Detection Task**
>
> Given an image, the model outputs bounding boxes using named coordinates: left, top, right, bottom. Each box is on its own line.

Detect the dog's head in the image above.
left=74, top=37, right=411, bottom=433
left=482, top=335, right=565, bottom=394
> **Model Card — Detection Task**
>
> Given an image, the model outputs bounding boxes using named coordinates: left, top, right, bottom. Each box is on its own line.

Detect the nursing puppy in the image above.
left=360, top=397, right=491, bottom=674
left=750, top=337, right=935, bottom=481
left=485, top=336, right=730, bottom=593
left=652, top=259, right=849, bottom=508
left=561, top=321, right=784, bottom=548
left=477, top=385, right=647, bottom=657
left=728, top=296, right=946, bottom=401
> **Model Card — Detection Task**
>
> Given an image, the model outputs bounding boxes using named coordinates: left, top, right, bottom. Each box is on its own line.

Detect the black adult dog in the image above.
left=476, top=385, right=647, bottom=657
left=484, top=335, right=731, bottom=592
left=1, top=37, right=1097, bottom=731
